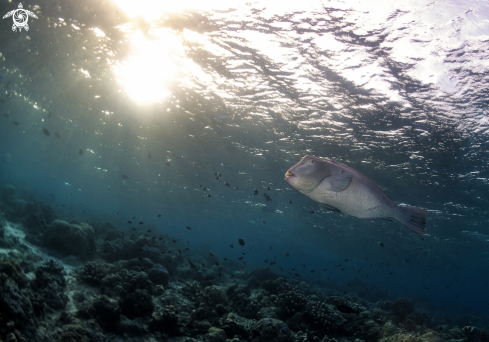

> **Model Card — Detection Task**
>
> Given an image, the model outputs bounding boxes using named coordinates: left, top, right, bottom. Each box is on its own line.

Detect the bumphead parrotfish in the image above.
left=285, top=155, right=427, bottom=234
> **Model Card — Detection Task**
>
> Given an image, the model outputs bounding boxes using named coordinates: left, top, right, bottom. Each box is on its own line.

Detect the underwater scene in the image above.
left=0, top=0, right=488, bottom=341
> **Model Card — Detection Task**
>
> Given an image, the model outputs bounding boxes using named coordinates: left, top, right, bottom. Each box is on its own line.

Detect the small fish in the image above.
left=13, top=121, right=18, bottom=126
left=203, top=186, right=207, bottom=191
left=202, top=263, right=205, bottom=267
left=131, top=227, right=136, bottom=231
left=263, top=220, right=266, bottom=224
left=122, top=175, right=130, bottom=179
left=225, top=182, right=230, bottom=187
left=139, top=222, right=144, bottom=225
left=147, top=230, right=151, bottom=233
left=379, top=242, right=384, bottom=247
left=207, top=194, right=211, bottom=198
left=42, top=128, right=50, bottom=136
left=186, top=226, right=191, bottom=230
left=264, top=193, right=272, bottom=201
left=172, top=239, right=176, bottom=243
left=209, top=253, right=214, bottom=256
left=254, top=189, right=259, bottom=195
left=267, top=186, right=271, bottom=190
left=223, top=258, right=227, bottom=261
left=238, top=238, right=245, bottom=246
left=127, top=221, right=132, bottom=224
left=230, top=244, right=234, bottom=248
left=289, top=201, right=293, bottom=204
left=48, top=112, right=52, bottom=118
left=79, top=149, right=84, bottom=155
left=158, top=214, right=161, bottom=217
left=285, top=253, right=289, bottom=257
left=239, top=256, right=243, bottom=260
left=270, top=261, right=277, bottom=265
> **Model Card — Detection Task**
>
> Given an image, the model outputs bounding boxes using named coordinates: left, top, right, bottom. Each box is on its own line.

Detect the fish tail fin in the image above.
left=399, top=206, right=427, bottom=234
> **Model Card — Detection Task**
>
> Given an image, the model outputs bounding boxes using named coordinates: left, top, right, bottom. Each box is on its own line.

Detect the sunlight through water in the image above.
left=113, top=30, right=178, bottom=104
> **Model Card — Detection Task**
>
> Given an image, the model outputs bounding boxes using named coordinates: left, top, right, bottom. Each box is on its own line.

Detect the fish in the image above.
left=285, top=155, right=427, bottom=234
left=13, top=121, right=18, bottom=126
left=79, top=149, right=84, bottom=155
left=186, top=226, right=191, bottom=230
left=122, top=175, right=130, bottom=179
left=238, top=238, right=245, bottom=246
left=42, top=128, right=50, bottom=136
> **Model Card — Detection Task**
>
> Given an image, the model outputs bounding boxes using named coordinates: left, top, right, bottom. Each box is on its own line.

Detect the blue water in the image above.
left=1, top=0, right=488, bottom=324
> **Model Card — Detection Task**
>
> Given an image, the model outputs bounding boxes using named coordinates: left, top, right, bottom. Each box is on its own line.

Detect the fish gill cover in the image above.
left=0, top=0, right=488, bottom=340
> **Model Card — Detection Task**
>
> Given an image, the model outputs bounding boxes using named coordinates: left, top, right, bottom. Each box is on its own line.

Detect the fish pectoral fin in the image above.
left=326, top=172, right=353, bottom=192
left=320, top=204, right=341, bottom=212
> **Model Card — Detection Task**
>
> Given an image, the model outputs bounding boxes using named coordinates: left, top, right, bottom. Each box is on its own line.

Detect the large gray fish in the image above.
left=285, top=155, right=427, bottom=234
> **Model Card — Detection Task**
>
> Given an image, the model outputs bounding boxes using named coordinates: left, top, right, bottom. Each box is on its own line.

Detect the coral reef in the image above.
left=0, top=194, right=487, bottom=342
left=40, top=220, right=95, bottom=258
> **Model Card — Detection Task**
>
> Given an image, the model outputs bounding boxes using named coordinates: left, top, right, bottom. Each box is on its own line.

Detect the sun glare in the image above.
left=113, top=0, right=244, bottom=20
left=114, top=31, right=177, bottom=104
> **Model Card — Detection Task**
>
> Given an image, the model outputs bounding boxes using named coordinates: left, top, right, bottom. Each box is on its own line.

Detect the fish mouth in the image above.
left=284, top=170, right=293, bottom=181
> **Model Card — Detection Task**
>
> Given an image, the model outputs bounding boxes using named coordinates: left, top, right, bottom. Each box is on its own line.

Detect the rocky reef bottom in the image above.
left=0, top=187, right=488, bottom=342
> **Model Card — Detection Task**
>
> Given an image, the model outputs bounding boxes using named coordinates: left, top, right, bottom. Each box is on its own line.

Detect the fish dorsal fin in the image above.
left=325, top=172, right=353, bottom=192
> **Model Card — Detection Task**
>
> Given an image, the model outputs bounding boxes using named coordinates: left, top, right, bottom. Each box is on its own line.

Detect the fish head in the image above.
left=285, top=155, right=333, bottom=193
